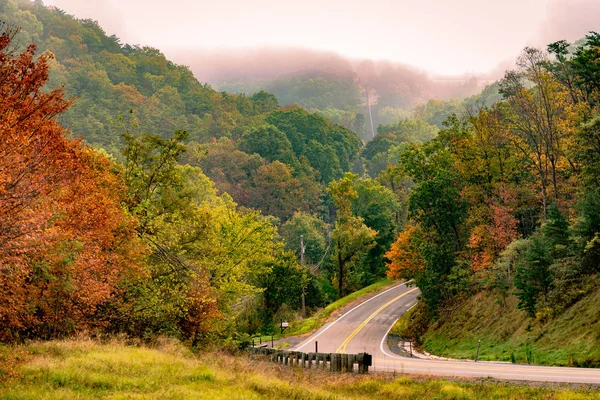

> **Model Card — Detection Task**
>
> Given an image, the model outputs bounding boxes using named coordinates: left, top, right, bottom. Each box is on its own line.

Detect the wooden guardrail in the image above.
left=248, top=346, right=372, bottom=373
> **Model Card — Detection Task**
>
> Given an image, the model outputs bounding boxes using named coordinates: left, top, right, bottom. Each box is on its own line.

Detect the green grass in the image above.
left=251, top=334, right=283, bottom=344
left=399, top=287, right=600, bottom=367
left=286, top=279, right=394, bottom=337
left=390, top=305, right=417, bottom=337
left=1, top=339, right=599, bottom=399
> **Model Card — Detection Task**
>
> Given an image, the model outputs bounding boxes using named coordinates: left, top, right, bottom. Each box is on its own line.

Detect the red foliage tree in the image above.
left=467, top=186, right=520, bottom=272
left=0, top=25, right=143, bottom=340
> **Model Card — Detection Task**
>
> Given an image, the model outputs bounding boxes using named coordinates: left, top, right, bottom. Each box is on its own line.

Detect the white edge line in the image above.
left=377, top=302, right=600, bottom=383
left=379, top=301, right=417, bottom=360
left=293, top=282, right=409, bottom=351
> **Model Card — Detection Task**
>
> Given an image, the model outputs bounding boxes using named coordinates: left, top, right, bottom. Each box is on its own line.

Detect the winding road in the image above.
left=291, top=282, right=600, bottom=384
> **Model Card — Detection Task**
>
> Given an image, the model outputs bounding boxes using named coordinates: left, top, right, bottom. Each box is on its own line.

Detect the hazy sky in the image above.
left=43, top=0, right=600, bottom=75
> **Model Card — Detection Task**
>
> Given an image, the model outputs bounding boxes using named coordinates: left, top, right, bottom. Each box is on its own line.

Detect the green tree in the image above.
left=119, top=129, right=280, bottom=339
left=250, top=90, right=279, bottom=114
left=248, top=161, right=304, bottom=222
left=541, top=204, right=571, bottom=258
left=280, top=211, right=329, bottom=265
left=328, top=173, right=377, bottom=297
left=304, top=140, right=342, bottom=182
left=239, top=124, right=299, bottom=168
left=399, top=139, right=469, bottom=312
left=350, top=176, right=399, bottom=284
left=574, top=189, right=600, bottom=273
left=514, top=235, right=553, bottom=317
left=266, top=107, right=361, bottom=182
left=253, top=251, right=307, bottom=313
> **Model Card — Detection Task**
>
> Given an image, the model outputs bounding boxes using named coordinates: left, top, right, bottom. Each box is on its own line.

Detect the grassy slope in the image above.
left=285, top=279, right=393, bottom=337
left=1, top=339, right=599, bottom=399
left=405, top=286, right=600, bottom=367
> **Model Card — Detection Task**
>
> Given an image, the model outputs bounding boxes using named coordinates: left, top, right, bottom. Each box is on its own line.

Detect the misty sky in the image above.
left=43, top=0, right=600, bottom=75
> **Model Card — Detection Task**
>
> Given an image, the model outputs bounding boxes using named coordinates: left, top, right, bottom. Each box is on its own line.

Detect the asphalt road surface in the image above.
left=291, top=282, right=600, bottom=384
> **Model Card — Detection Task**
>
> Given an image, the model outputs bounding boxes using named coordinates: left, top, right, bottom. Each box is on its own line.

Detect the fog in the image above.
left=43, top=0, right=600, bottom=86
left=535, top=0, right=600, bottom=46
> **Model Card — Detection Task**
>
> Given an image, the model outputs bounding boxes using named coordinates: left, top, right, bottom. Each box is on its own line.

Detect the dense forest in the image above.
left=0, top=0, right=407, bottom=343
left=385, top=34, right=600, bottom=364
left=2, top=0, right=600, bottom=359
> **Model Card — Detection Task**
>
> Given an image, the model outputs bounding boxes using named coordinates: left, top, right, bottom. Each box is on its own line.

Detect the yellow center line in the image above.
left=336, top=287, right=419, bottom=354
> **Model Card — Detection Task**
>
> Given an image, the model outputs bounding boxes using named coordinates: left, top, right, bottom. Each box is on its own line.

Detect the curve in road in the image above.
left=291, top=282, right=600, bottom=384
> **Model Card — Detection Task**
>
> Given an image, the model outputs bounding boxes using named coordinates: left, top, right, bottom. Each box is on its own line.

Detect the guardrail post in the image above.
left=332, top=354, right=342, bottom=372
left=248, top=347, right=372, bottom=374
left=357, top=352, right=371, bottom=374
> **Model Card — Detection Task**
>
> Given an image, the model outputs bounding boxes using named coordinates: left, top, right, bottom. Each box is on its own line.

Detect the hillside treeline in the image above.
left=386, top=34, right=600, bottom=332
left=0, top=1, right=406, bottom=343
left=4, top=0, right=600, bottom=352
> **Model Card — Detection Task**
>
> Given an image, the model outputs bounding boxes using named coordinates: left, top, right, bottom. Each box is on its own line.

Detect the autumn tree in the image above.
left=499, top=47, right=575, bottom=215
left=0, top=23, right=143, bottom=340
left=249, top=161, right=307, bottom=222
left=385, top=225, right=425, bottom=280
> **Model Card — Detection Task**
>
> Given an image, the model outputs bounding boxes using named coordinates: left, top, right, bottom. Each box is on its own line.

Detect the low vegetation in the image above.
left=1, top=339, right=599, bottom=399
left=392, top=279, right=600, bottom=367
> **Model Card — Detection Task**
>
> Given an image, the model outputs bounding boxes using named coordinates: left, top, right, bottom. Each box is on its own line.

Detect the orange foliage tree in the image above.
left=385, top=225, right=425, bottom=280
left=0, top=24, right=143, bottom=341
left=467, top=186, right=521, bottom=272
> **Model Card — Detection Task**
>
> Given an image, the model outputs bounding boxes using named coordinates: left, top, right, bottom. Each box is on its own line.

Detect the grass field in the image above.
left=1, top=339, right=599, bottom=399
left=285, top=279, right=394, bottom=337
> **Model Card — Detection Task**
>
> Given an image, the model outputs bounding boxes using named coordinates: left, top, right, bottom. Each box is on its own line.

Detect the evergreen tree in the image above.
left=514, top=235, right=553, bottom=317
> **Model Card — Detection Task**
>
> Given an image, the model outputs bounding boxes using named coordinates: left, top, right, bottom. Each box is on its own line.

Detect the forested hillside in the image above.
left=0, top=0, right=286, bottom=154
left=386, top=34, right=600, bottom=365
left=3, top=0, right=600, bottom=368
left=0, top=0, right=407, bottom=343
